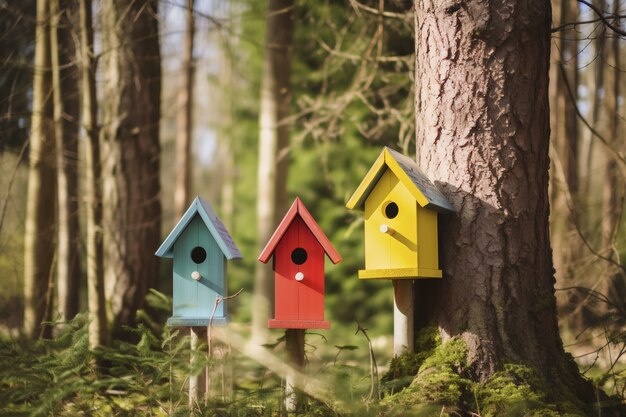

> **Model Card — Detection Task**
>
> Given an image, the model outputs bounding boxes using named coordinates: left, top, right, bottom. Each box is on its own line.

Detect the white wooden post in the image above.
left=189, top=327, right=199, bottom=406
left=393, top=280, right=414, bottom=356
left=285, top=329, right=305, bottom=414
left=189, top=327, right=206, bottom=407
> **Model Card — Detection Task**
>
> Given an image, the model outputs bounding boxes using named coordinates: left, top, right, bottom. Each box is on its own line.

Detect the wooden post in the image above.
left=285, top=329, right=305, bottom=414
left=393, top=280, right=414, bottom=356
left=189, top=327, right=206, bottom=407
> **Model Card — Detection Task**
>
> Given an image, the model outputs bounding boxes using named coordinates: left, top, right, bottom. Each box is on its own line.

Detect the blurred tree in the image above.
left=599, top=0, right=623, bottom=319
left=173, top=0, right=196, bottom=220
left=100, top=0, right=162, bottom=337
left=23, top=0, right=56, bottom=339
left=252, top=0, right=295, bottom=344
left=413, top=0, right=594, bottom=402
left=50, top=0, right=81, bottom=323
left=79, top=0, right=107, bottom=348
left=0, top=0, right=35, bottom=154
left=550, top=0, right=585, bottom=330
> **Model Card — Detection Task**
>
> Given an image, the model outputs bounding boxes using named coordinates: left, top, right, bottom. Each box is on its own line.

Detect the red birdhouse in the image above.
left=259, top=198, right=342, bottom=329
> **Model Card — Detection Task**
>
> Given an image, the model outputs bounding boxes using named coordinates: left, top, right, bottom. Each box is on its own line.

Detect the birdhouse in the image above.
left=346, top=147, right=455, bottom=280
left=259, top=198, right=342, bottom=329
left=155, top=197, right=242, bottom=326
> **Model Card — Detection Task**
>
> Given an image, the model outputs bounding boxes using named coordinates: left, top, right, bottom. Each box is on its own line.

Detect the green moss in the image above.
left=380, top=337, right=470, bottom=415
left=475, top=364, right=586, bottom=417
left=381, top=325, right=440, bottom=393
left=378, top=334, right=592, bottom=417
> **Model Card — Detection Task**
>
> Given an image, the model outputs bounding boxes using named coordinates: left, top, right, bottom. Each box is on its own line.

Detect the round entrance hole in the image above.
left=291, top=247, right=308, bottom=265
left=384, top=201, right=399, bottom=219
left=190, top=246, right=207, bottom=264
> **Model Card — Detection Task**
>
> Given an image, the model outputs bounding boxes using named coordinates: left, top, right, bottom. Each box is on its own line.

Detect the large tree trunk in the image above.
left=252, top=0, right=294, bottom=344
left=24, top=0, right=57, bottom=339
left=80, top=0, right=108, bottom=348
left=50, top=0, right=81, bottom=322
left=413, top=0, right=591, bottom=399
left=101, top=0, right=162, bottom=337
left=173, top=0, right=195, bottom=219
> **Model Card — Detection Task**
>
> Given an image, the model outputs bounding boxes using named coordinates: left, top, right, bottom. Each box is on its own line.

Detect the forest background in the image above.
left=0, top=0, right=624, bottom=415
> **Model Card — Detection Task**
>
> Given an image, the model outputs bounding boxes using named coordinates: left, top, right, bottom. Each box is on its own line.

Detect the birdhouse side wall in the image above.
left=274, top=216, right=325, bottom=322
left=417, top=205, right=439, bottom=271
left=364, top=169, right=418, bottom=270
left=172, top=215, right=225, bottom=319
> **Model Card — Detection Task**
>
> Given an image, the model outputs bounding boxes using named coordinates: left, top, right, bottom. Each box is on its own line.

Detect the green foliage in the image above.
left=2, top=315, right=624, bottom=416
left=0, top=315, right=186, bottom=416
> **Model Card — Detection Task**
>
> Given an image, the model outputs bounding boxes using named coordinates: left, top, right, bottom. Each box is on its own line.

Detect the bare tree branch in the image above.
left=578, top=0, right=626, bottom=37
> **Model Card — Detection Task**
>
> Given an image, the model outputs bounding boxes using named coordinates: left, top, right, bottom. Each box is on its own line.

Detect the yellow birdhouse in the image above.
left=346, top=147, right=455, bottom=279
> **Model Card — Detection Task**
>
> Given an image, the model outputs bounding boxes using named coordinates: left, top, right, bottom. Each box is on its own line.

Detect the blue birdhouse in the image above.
left=155, top=197, right=242, bottom=326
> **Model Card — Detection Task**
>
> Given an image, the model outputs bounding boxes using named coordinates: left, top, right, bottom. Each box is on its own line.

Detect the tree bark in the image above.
left=174, top=0, right=195, bottom=220
left=50, top=0, right=81, bottom=323
left=101, top=0, right=162, bottom=337
left=80, top=0, right=108, bottom=348
left=24, top=0, right=57, bottom=339
left=252, top=0, right=294, bottom=344
left=413, top=0, right=592, bottom=400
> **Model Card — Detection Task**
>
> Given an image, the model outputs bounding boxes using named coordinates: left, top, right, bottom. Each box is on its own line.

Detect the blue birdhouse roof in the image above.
left=155, top=197, right=242, bottom=260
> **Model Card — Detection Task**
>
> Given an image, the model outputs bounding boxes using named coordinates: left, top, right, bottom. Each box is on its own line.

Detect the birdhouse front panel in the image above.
left=172, top=215, right=226, bottom=320
left=259, top=197, right=340, bottom=330
left=274, top=216, right=325, bottom=322
left=364, top=168, right=417, bottom=271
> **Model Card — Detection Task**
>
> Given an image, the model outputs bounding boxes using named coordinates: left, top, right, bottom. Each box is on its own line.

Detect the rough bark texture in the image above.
left=80, top=0, right=108, bottom=347
left=252, top=0, right=294, bottom=344
left=173, top=0, right=195, bottom=220
left=51, top=0, right=81, bottom=322
left=413, top=0, right=591, bottom=399
left=101, top=0, right=162, bottom=337
left=24, top=0, right=57, bottom=339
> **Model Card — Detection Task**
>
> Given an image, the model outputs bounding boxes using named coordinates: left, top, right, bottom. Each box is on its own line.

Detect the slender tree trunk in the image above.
left=50, top=0, right=81, bottom=323
left=174, top=0, right=195, bottom=219
left=219, top=11, right=235, bottom=232
left=550, top=0, right=583, bottom=329
left=600, top=0, right=622, bottom=315
left=80, top=0, right=108, bottom=348
left=413, top=0, right=592, bottom=401
left=24, top=0, right=57, bottom=339
left=579, top=0, right=606, bottom=208
left=252, top=0, right=294, bottom=344
left=101, top=0, right=162, bottom=337
left=602, top=0, right=621, bottom=250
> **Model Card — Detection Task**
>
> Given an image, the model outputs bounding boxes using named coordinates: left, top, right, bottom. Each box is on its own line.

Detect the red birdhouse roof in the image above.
left=258, top=198, right=342, bottom=264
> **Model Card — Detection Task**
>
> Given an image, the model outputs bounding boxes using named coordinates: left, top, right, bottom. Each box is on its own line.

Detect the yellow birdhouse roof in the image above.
left=346, top=147, right=455, bottom=213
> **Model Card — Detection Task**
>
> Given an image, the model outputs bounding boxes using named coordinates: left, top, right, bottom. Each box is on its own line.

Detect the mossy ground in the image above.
left=377, top=327, right=624, bottom=417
